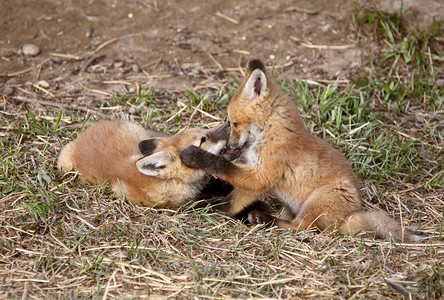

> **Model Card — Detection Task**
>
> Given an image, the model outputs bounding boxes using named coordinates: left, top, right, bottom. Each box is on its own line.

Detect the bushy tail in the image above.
left=57, top=142, right=75, bottom=171
left=340, top=211, right=422, bottom=243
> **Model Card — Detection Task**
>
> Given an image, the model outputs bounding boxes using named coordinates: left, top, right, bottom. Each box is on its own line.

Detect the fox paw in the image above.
left=180, top=146, right=209, bottom=169
left=248, top=210, right=275, bottom=226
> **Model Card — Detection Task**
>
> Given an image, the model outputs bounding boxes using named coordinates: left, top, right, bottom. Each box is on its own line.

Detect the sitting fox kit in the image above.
left=58, top=120, right=229, bottom=208
left=181, top=57, right=421, bottom=243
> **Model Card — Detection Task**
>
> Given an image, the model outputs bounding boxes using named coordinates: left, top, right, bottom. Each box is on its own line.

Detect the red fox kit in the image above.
left=58, top=120, right=230, bottom=208
left=181, top=57, right=421, bottom=243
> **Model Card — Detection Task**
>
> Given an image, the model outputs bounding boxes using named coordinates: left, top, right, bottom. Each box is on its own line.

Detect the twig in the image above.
left=5, top=67, right=36, bottom=78
left=395, top=129, right=442, bottom=150
left=165, top=105, right=188, bottom=123
left=49, top=52, right=82, bottom=60
left=103, top=80, right=133, bottom=85
left=32, top=83, right=56, bottom=98
left=208, top=52, right=224, bottom=70
left=102, top=270, right=118, bottom=300
left=284, top=6, right=319, bottom=15
left=238, top=56, right=245, bottom=77
left=13, top=96, right=109, bottom=118
left=233, top=49, right=250, bottom=55
left=101, top=258, right=172, bottom=284
left=93, top=33, right=142, bottom=53
left=301, top=43, right=356, bottom=50
left=80, top=84, right=112, bottom=96
left=21, top=282, right=28, bottom=300
left=215, top=11, right=239, bottom=24
left=188, top=98, right=204, bottom=123
left=299, top=79, right=326, bottom=87
left=82, top=54, right=105, bottom=72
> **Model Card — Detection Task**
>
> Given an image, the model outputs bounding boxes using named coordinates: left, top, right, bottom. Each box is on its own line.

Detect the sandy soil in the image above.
left=2, top=0, right=443, bottom=102
left=1, top=1, right=443, bottom=298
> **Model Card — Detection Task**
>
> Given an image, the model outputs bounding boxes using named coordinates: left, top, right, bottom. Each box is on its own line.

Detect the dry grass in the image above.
left=1, top=82, right=443, bottom=299
left=1, top=7, right=443, bottom=299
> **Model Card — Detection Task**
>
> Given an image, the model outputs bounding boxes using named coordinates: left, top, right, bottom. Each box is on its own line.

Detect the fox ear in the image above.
left=243, top=68, right=267, bottom=101
left=139, top=139, right=159, bottom=156
left=242, top=57, right=268, bottom=102
left=136, top=151, right=175, bottom=177
left=245, top=57, right=266, bottom=77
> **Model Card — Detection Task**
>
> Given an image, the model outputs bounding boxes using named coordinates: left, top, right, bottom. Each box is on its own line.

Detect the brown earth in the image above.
left=1, top=0, right=443, bottom=101
left=1, top=1, right=443, bottom=299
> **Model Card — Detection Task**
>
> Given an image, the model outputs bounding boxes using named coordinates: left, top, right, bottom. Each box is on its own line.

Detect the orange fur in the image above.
left=182, top=57, right=420, bottom=243
left=58, top=120, right=229, bottom=208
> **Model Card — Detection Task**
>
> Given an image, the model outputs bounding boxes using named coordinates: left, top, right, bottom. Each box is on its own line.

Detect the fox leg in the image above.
left=248, top=200, right=335, bottom=231
left=249, top=185, right=361, bottom=232
left=248, top=204, right=295, bottom=227
left=288, top=186, right=360, bottom=231
left=281, top=206, right=296, bottom=221
left=180, top=146, right=280, bottom=193
left=209, top=188, right=271, bottom=222
left=248, top=187, right=329, bottom=230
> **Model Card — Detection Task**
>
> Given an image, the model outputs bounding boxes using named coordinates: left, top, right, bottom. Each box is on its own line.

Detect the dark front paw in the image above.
left=180, top=146, right=213, bottom=169
left=248, top=210, right=275, bottom=226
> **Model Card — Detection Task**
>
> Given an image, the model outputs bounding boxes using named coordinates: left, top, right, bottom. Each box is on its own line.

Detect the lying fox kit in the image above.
left=58, top=120, right=229, bottom=208
left=181, top=57, right=421, bottom=243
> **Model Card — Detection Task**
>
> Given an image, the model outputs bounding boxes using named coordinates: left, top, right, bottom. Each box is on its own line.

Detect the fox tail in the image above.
left=340, top=210, right=422, bottom=243
left=57, top=142, right=75, bottom=171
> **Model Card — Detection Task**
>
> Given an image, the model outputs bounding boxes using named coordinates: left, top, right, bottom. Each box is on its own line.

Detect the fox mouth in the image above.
left=221, top=144, right=245, bottom=161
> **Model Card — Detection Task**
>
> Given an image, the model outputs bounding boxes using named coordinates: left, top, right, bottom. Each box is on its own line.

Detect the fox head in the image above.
left=135, top=122, right=230, bottom=179
left=225, top=57, right=274, bottom=158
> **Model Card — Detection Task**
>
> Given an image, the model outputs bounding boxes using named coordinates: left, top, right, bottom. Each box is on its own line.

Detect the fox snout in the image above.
left=221, top=137, right=244, bottom=161
left=207, top=122, right=230, bottom=143
left=227, top=138, right=242, bottom=150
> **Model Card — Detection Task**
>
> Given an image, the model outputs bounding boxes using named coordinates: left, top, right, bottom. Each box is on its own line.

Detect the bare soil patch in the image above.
left=1, top=0, right=443, bottom=299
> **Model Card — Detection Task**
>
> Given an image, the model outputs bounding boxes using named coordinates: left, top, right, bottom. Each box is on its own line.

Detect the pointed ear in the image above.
left=243, top=68, right=267, bottom=102
left=245, top=56, right=266, bottom=78
left=136, top=151, right=175, bottom=177
left=139, top=139, right=161, bottom=156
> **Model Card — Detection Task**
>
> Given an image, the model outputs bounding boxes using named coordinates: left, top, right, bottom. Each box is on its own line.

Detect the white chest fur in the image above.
left=243, top=125, right=265, bottom=167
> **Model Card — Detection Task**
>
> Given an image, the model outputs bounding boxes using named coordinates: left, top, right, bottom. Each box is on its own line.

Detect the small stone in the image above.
left=21, top=44, right=40, bottom=56
left=129, top=106, right=138, bottom=114
left=63, top=84, right=81, bottom=93
left=37, top=80, right=50, bottom=88
left=322, top=24, right=332, bottom=32
left=85, top=27, right=94, bottom=38
left=1, top=86, right=14, bottom=96
left=85, top=14, right=100, bottom=22
left=114, top=61, right=124, bottom=68
left=132, top=64, right=140, bottom=73
left=415, top=112, right=425, bottom=122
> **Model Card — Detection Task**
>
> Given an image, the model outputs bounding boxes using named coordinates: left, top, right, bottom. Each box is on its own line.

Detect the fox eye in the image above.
left=199, top=136, right=207, bottom=147
left=232, top=122, right=239, bottom=129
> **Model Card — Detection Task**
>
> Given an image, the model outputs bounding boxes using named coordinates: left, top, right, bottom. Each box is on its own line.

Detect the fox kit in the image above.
left=58, top=120, right=230, bottom=208
left=181, top=57, right=421, bottom=243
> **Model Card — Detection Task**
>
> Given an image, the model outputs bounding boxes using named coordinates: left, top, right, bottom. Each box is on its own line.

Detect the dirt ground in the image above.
left=1, top=0, right=444, bottom=299
left=2, top=0, right=443, bottom=100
